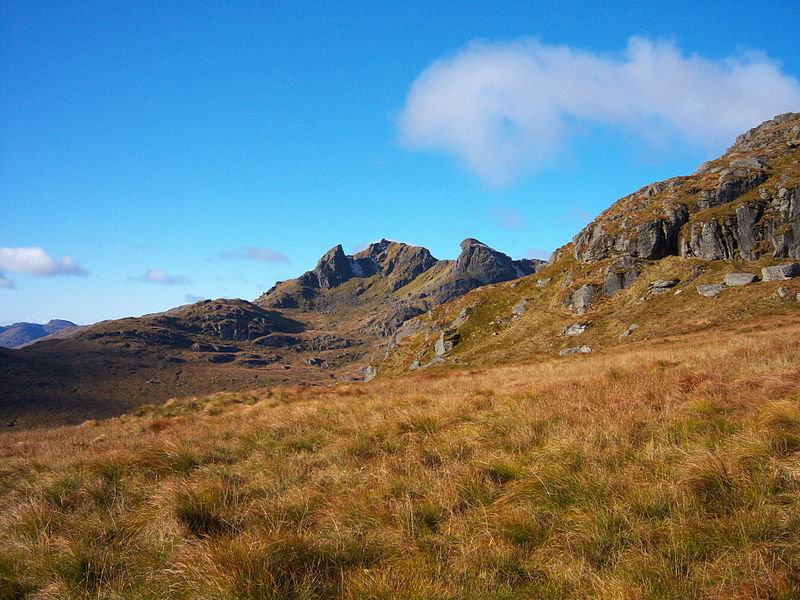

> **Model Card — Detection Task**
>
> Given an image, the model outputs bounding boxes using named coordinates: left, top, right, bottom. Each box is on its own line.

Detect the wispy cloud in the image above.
left=216, top=246, right=289, bottom=264
left=490, top=206, right=524, bottom=230
left=185, top=294, right=207, bottom=303
left=0, top=273, right=15, bottom=289
left=0, top=247, right=88, bottom=277
left=399, top=37, right=800, bottom=185
left=130, top=269, right=191, bottom=285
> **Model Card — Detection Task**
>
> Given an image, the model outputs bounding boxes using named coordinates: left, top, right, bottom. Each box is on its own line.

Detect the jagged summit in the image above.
left=256, top=238, right=543, bottom=310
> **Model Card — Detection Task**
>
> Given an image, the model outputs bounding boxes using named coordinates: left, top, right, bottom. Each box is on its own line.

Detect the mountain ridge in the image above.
left=0, top=319, right=77, bottom=348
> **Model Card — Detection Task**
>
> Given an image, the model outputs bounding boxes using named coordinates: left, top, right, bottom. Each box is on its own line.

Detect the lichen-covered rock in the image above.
left=560, top=323, right=589, bottom=336
left=724, top=273, right=758, bottom=286
left=565, top=285, right=597, bottom=314
left=559, top=345, right=592, bottom=356
left=762, top=263, right=800, bottom=281
left=697, top=284, right=725, bottom=297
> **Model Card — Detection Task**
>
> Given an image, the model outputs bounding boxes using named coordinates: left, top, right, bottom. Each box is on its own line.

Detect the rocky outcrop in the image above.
left=572, top=113, right=800, bottom=267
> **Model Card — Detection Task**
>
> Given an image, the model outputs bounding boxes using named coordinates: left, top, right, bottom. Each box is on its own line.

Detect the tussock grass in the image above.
left=1, top=318, right=800, bottom=598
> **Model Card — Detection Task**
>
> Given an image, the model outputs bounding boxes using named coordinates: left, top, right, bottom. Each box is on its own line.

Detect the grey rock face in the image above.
left=536, top=278, right=552, bottom=287
left=601, top=256, right=643, bottom=296
left=559, top=345, right=592, bottom=356
left=730, top=156, right=769, bottom=169
left=724, top=273, right=758, bottom=286
left=357, top=239, right=438, bottom=291
left=697, top=284, right=725, bottom=297
left=512, top=299, right=528, bottom=316
left=572, top=115, right=800, bottom=265
left=565, top=285, right=597, bottom=314
left=762, top=263, right=800, bottom=281
left=619, top=323, right=639, bottom=338
left=434, top=330, right=460, bottom=357
left=313, top=245, right=353, bottom=290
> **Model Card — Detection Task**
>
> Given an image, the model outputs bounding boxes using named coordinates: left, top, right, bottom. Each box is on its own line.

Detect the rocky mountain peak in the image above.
left=353, top=239, right=438, bottom=291
left=313, top=244, right=353, bottom=290
left=453, top=238, right=542, bottom=284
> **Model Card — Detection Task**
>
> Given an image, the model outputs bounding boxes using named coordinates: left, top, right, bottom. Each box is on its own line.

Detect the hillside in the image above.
left=1, top=312, right=798, bottom=598
left=375, top=113, right=800, bottom=378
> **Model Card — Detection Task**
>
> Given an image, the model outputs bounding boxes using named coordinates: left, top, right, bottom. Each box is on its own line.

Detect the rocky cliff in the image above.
left=572, top=113, right=799, bottom=266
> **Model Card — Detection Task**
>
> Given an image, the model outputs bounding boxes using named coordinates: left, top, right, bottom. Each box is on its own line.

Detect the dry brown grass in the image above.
left=1, top=316, right=799, bottom=599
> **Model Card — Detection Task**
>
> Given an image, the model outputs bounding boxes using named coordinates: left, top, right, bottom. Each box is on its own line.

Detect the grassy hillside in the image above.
left=379, top=255, right=800, bottom=376
left=1, top=313, right=799, bottom=599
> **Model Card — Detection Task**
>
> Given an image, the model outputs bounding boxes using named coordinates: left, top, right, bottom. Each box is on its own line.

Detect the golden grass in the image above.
left=1, top=317, right=799, bottom=599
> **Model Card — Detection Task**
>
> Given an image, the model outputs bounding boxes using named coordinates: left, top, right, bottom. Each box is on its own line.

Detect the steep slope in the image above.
left=377, top=113, right=800, bottom=378
left=0, top=319, right=76, bottom=348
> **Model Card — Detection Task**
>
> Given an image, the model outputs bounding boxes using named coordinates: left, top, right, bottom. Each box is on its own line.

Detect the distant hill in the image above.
left=0, top=319, right=76, bottom=348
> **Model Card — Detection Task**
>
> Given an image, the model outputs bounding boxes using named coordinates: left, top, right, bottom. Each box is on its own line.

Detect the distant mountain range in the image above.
left=0, top=319, right=76, bottom=348
left=1, top=112, right=798, bottom=428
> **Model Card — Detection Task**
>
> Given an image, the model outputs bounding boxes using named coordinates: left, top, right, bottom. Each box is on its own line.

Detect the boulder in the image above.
left=363, top=365, right=378, bottom=382
left=536, top=278, right=552, bottom=287
left=619, top=323, right=640, bottom=338
left=434, top=330, right=460, bottom=358
left=565, top=285, right=597, bottom=315
left=512, top=299, right=528, bottom=316
left=697, top=284, right=725, bottom=297
left=762, top=263, right=800, bottom=281
left=560, top=323, right=588, bottom=336
left=559, top=345, right=592, bottom=356
left=724, top=273, right=758, bottom=286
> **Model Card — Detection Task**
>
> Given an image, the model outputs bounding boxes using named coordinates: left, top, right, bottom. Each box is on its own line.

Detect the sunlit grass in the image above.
left=1, top=316, right=799, bottom=598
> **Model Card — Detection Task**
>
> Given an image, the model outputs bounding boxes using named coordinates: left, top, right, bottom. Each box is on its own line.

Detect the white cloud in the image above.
left=399, top=37, right=800, bottom=185
left=0, top=247, right=88, bottom=276
left=490, top=206, right=524, bottom=230
left=0, top=273, right=15, bottom=289
left=131, top=269, right=191, bottom=285
left=218, top=246, right=289, bottom=263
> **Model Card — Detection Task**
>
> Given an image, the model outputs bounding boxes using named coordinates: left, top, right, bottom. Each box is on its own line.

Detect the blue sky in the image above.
left=2, top=0, right=799, bottom=324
